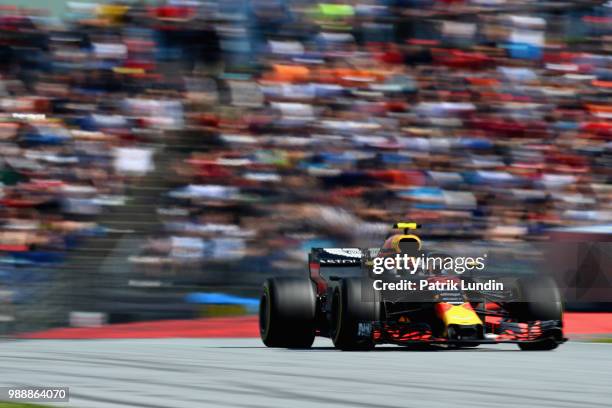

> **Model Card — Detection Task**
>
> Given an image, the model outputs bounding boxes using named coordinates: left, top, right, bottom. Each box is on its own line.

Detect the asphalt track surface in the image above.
left=0, top=339, right=611, bottom=408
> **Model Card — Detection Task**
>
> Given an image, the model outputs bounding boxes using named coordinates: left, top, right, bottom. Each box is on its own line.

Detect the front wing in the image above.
left=369, top=319, right=566, bottom=345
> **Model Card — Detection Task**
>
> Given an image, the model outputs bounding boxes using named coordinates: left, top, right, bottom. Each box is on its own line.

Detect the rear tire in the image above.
left=259, top=278, right=316, bottom=348
left=332, top=278, right=379, bottom=351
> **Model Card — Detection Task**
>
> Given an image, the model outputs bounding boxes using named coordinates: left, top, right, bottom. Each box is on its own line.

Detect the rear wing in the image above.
left=309, top=248, right=362, bottom=266
left=309, top=248, right=381, bottom=293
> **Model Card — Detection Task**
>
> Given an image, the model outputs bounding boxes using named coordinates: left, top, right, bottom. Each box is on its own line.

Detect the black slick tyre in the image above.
left=332, top=278, right=379, bottom=351
left=514, top=275, right=563, bottom=351
left=259, top=277, right=316, bottom=348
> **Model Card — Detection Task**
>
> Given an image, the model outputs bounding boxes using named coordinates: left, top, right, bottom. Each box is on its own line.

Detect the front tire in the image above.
left=513, top=275, right=563, bottom=351
left=518, top=340, right=559, bottom=351
left=514, top=275, right=563, bottom=322
left=259, top=278, right=316, bottom=348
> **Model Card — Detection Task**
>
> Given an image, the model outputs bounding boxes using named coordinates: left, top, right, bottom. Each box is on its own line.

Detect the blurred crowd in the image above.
left=0, top=0, right=611, bottom=289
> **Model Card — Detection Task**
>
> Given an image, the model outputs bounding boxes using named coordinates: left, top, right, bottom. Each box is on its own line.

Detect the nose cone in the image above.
left=437, top=303, right=483, bottom=326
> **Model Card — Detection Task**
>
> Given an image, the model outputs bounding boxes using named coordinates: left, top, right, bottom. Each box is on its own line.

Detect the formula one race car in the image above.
left=259, top=223, right=566, bottom=351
